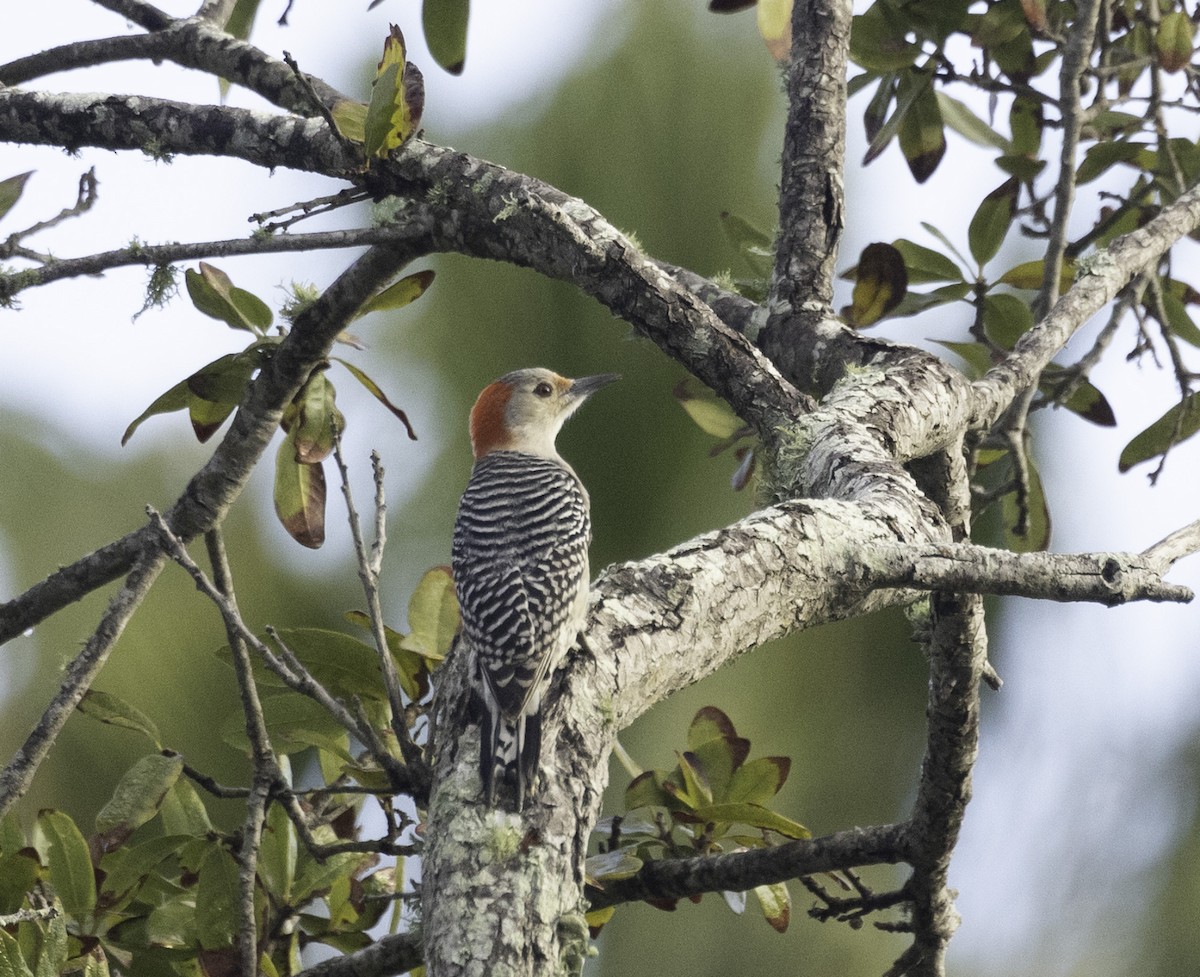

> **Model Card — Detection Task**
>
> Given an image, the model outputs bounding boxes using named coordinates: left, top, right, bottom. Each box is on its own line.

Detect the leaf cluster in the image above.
left=121, top=262, right=433, bottom=547
left=0, top=564, right=459, bottom=977
left=586, top=707, right=804, bottom=935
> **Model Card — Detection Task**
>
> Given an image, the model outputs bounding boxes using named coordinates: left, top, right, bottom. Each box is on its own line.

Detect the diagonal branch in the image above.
left=0, top=551, right=166, bottom=820
left=973, top=180, right=1200, bottom=429
left=0, top=243, right=416, bottom=647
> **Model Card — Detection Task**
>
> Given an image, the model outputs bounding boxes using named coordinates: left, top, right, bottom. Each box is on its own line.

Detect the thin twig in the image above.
left=205, top=528, right=278, bottom=977
left=0, top=223, right=425, bottom=302
left=329, top=426, right=424, bottom=773
left=1035, top=0, right=1102, bottom=321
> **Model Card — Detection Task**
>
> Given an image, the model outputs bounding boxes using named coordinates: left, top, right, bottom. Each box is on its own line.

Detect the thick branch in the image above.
left=770, top=0, right=851, bottom=315
left=372, top=147, right=812, bottom=438
left=902, top=593, right=987, bottom=977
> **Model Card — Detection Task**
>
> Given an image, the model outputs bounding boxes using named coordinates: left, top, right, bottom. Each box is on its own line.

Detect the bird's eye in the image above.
left=533, top=382, right=553, bottom=398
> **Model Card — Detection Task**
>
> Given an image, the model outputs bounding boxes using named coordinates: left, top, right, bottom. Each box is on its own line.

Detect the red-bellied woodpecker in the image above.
left=452, top=367, right=619, bottom=810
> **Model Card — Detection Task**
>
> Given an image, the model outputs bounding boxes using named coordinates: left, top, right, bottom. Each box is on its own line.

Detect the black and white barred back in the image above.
left=451, top=450, right=592, bottom=808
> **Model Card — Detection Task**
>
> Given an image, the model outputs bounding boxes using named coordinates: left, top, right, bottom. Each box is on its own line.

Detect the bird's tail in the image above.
left=475, top=696, right=541, bottom=812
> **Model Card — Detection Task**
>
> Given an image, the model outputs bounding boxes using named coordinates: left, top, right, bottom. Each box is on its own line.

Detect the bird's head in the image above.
left=468, top=367, right=619, bottom=460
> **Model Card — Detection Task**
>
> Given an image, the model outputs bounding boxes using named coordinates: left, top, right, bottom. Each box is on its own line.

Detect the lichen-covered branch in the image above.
left=586, top=823, right=907, bottom=911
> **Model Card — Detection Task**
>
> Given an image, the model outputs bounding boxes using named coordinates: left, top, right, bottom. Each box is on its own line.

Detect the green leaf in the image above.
left=0, top=171, right=34, bottom=224
left=861, top=73, right=896, bottom=144
left=1076, top=140, right=1148, bottom=185
left=274, top=430, right=326, bottom=549
left=935, top=340, right=994, bottom=378
left=0, top=851, right=39, bottom=916
left=687, top=803, right=810, bottom=840
left=1054, top=379, right=1116, bottom=428
left=98, top=834, right=192, bottom=907
left=269, top=628, right=392, bottom=702
left=687, top=707, right=738, bottom=750
left=292, top=851, right=372, bottom=906
left=222, top=695, right=352, bottom=759
left=283, top=371, right=342, bottom=464
left=1004, top=453, right=1051, bottom=552
left=585, top=849, right=644, bottom=885
left=967, top=177, right=1019, bottom=267
left=1156, top=11, right=1195, bottom=73
left=145, top=894, right=199, bottom=948
left=998, top=258, right=1075, bottom=292
left=33, top=901, right=69, bottom=977
left=625, top=771, right=671, bottom=810
left=121, top=379, right=190, bottom=446
left=890, top=281, right=973, bottom=318
left=982, top=292, right=1034, bottom=350
left=920, top=221, right=972, bottom=269
left=423, top=0, right=469, bottom=74
left=676, top=752, right=713, bottom=807
left=862, top=65, right=930, bottom=166
left=35, top=811, right=95, bottom=921
left=95, top=753, right=184, bottom=836
left=935, top=92, right=1010, bottom=151
left=753, top=882, right=791, bottom=933
left=1009, top=94, right=1043, bottom=156
left=844, top=242, right=907, bottom=326
left=1119, top=393, right=1200, bottom=473
left=898, top=76, right=945, bottom=183
left=356, top=269, right=436, bottom=319
left=0, top=931, right=34, bottom=977
left=673, top=379, right=747, bottom=439
left=756, top=0, right=792, bottom=61
left=850, top=5, right=920, bottom=72
left=332, top=358, right=418, bottom=440
left=399, top=565, right=458, bottom=672
left=1160, top=284, right=1200, bottom=348
left=689, top=736, right=750, bottom=801
left=364, top=26, right=425, bottom=157
left=80, top=947, right=109, bottom=977
left=77, top=690, right=162, bottom=748
left=330, top=100, right=368, bottom=143
left=185, top=262, right=272, bottom=334
left=195, top=846, right=240, bottom=951
left=159, top=777, right=213, bottom=836
left=725, top=756, right=791, bottom=805
left=891, top=238, right=965, bottom=285
left=258, top=802, right=296, bottom=903
left=122, top=345, right=268, bottom=446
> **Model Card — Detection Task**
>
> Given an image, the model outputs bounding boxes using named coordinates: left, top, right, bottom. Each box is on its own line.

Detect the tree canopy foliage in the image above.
left=2, top=2, right=1200, bottom=977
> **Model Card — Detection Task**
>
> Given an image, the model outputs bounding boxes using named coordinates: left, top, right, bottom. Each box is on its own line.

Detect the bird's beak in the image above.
left=569, top=373, right=621, bottom=400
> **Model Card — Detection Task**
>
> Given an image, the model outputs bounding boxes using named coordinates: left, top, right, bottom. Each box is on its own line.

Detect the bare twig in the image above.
left=205, top=528, right=279, bottom=977
left=330, top=427, right=425, bottom=775
left=0, top=224, right=426, bottom=302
